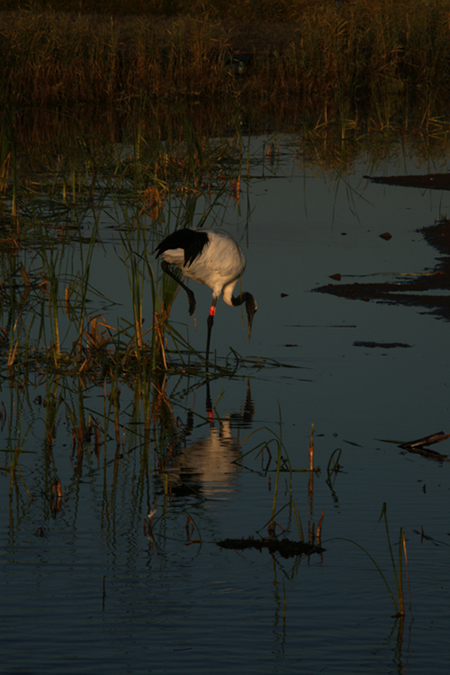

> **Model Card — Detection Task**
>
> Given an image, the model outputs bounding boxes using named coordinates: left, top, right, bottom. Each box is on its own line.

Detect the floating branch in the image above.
left=400, top=431, right=450, bottom=449
left=217, top=537, right=325, bottom=559
left=380, top=431, right=450, bottom=462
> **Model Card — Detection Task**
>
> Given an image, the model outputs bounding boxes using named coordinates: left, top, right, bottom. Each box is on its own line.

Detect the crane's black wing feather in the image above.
left=154, top=229, right=210, bottom=267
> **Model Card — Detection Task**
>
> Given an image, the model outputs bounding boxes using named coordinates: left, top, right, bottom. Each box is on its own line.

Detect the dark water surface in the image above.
left=1, top=135, right=449, bottom=674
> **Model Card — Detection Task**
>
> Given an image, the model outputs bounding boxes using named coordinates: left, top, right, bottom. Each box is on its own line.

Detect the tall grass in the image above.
left=2, top=1, right=450, bottom=120
left=0, top=99, right=251, bottom=382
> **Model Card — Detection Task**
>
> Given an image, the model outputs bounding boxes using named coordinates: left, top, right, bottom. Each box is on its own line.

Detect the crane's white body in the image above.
left=158, top=229, right=247, bottom=307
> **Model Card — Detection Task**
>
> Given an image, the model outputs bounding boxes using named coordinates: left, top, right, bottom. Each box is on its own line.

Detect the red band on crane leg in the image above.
left=209, top=306, right=216, bottom=316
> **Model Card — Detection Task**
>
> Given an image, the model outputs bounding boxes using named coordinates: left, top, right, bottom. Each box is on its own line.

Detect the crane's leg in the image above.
left=205, top=299, right=217, bottom=364
left=161, top=261, right=196, bottom=315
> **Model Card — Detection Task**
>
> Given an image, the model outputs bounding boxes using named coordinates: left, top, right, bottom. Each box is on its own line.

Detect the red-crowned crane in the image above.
left=155, top=228, right=257, bottom=362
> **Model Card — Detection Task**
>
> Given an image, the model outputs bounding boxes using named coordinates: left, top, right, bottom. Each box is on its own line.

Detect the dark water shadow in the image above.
left=314, top=218, right=450, bottom=321
left=364, top=172, right=450, bottom=191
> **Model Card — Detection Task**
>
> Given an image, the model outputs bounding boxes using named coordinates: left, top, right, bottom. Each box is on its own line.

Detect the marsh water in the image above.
left=1, top=127, right=449, bottom=674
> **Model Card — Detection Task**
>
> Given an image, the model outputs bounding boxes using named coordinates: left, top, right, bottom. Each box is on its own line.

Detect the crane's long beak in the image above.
left=246, top=295, right=257, bottom=342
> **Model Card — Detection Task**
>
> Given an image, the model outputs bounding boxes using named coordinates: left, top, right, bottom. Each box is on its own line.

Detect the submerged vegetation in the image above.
left=2, top=0, right=450, bottom=121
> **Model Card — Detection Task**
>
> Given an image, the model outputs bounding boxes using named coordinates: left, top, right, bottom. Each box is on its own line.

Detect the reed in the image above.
left=378, top=502, right=412, bottom=616
left=235, top=412, right=321, bottom=541
left=2, top=2, right=450, bottom=120
left=0, top=98, right=18, bottom=221
left=329, top=503, right=411, bottom=616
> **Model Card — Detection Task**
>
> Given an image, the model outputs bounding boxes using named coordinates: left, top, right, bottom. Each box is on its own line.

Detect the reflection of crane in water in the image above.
left=162, top=380, right=254, bottom=499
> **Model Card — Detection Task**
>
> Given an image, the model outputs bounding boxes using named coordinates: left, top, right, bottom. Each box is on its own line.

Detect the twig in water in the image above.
left=401, top=431, right=450, bottom=449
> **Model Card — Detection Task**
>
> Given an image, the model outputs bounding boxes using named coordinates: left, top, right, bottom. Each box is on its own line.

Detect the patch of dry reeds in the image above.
left=1, top=11, right=232, bottom=105
left=1, top=1, right=450, bottom=120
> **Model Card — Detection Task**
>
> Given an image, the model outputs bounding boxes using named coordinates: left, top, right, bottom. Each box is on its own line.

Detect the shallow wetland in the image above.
left=1, top=3, right=450, bottom=672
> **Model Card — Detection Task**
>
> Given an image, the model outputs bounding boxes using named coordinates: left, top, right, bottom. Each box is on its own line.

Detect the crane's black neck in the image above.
left=231, top=292, right=252, bottom=308
left=231, top=292, right=257, bottom=342
left=232, top=292, right=257, bottom=324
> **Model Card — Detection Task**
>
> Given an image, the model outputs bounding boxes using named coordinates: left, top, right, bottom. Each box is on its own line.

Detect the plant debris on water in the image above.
left=217, top=537, right=325, bottom=558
